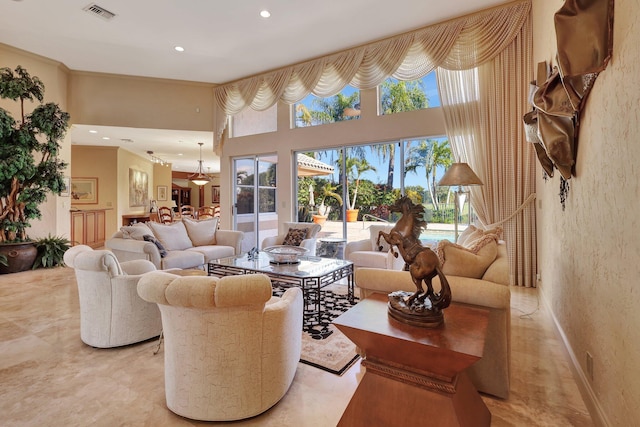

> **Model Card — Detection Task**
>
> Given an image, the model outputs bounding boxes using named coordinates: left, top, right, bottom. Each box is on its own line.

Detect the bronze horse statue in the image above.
left=376, top=196, right=451, bottom=309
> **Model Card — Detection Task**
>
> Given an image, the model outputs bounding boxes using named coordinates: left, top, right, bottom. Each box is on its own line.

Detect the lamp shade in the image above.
left=438, top=163, right=483, bottom=187
left=189, top=142, right=211, bottom=186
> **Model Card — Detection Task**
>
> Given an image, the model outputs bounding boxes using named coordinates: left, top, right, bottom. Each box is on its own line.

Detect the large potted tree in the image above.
left=0, top=66, right=70, bottom=273
left=345, top=157, right=376, bottom=222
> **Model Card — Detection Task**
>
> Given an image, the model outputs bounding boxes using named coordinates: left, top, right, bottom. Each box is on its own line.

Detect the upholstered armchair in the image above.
left=344, top=223, right=406, bottom=270
left=261, top=221, right=321, bottom=255
left=137, top=271, right=303, bottom=421
left=63, top=245, right=162, bottom=348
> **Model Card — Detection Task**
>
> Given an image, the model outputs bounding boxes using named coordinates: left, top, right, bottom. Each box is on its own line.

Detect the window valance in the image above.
left=213, top=0, right=531, bottom=150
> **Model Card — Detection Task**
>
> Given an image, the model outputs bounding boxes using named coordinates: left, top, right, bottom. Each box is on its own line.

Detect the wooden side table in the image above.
left=333, top=293, right=491, bottom=427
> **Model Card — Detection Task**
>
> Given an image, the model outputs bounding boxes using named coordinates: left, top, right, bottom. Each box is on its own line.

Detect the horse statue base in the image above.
left=388, top=291, right=444, bottom=328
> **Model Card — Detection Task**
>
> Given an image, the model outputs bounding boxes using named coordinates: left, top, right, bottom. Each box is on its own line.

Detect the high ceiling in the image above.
left=2, top=0, right=508, bottom=172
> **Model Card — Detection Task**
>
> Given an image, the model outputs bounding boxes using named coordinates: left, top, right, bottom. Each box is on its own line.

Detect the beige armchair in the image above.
left=137, top=271, right=303, bottom=421
left=261, top=221, right=321, bottom=255
left=63, top=245, right=162, bottom=348
left=345, top=223, right=406, bottom=270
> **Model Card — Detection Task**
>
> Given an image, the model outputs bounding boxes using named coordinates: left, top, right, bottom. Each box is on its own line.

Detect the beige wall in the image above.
left=68, top=71, right=215, bottom=132
left=70, top=146, right=119, bottom=237
left=0, top=44, right=72, bottom=241
left=532, top=1, right=639, bottom=426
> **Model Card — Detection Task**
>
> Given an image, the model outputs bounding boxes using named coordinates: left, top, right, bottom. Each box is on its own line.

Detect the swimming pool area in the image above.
left=317, top=220, right=462, bottom=245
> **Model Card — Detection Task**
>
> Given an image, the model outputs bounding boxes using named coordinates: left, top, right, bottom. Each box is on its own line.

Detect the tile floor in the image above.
left=0, top=267, right=593, bottom=426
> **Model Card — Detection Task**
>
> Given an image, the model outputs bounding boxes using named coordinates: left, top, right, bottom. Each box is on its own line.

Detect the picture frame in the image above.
left=71, top=177, right=98, bottom=204
left=60, top=176, right=70, bottom=197
left=211, top=185, right=220, bottom=203
left=157, top=185, right=168, bottom=201
left=129, top=168, right=149, bottom=207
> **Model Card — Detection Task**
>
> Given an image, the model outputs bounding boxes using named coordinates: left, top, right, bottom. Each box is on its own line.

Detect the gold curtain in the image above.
left=213, top=0, right=531, bottom=151
left=437, top=10, right=536, bottom=287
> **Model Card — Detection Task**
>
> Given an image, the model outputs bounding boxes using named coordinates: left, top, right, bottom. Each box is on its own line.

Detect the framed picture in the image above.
left=71, top=177, right=98, bottom=204
left=129, top=168, right=149, bottom=207
left=211, top=185, right=220, bottom=203
left=157, top=185, right=168, bottom=201
left=60, top=176, right=70, bottom=197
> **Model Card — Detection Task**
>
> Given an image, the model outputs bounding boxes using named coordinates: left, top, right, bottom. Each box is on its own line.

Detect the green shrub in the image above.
left=32, top=234, right=71, bottom=269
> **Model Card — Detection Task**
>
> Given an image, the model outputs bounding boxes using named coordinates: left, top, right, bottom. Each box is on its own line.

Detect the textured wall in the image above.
left=533, top=1, right=640, bottom=425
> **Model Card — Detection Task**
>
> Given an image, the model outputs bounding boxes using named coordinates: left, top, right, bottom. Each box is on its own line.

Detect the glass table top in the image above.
left=209, top=252, right=352, bottom=278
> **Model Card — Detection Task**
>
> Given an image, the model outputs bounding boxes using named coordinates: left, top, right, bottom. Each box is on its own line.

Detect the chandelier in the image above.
left=189, top=142, right=211, bottom=186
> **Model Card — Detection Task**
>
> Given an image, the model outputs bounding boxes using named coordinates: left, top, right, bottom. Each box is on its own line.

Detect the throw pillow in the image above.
left=462, top=226, right=503, bottom=251
left=436, top=235, right=499, bottom=279
left=143, top=234, right=167, bottom=258
left=120, top=222, right=154, bottom=240
left=182, top=217, right=219, bottom=246
left=148, top=221, right=193, bottom=251
left=282, top=228, right=308, bottom=246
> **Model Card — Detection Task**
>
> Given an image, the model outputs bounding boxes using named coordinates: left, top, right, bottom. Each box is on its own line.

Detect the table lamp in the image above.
left=438, top=163, right=483, bottom=242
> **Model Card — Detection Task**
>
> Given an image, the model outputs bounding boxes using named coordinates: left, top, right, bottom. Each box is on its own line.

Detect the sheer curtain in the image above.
left=437, top=14, right=536, bottom=287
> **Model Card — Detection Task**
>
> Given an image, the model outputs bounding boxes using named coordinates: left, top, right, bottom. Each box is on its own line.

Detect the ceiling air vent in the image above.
left=82, top=4, right=116, bottom=21
left=120, top=138, right=134, bottom=143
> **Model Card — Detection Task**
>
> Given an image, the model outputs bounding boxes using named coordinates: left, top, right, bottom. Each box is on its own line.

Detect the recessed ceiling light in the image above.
left=102, top=137, right=110, bottom=140
left=260, top=10, right=271, bottom=18
left=178, top=153, right=183, bottom=156
left=174, top=46, right=185, bottom=52
left=89, top=130, right=98, bottom=134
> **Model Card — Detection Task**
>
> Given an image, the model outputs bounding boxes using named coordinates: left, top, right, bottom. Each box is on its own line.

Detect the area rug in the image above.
left=273, top=283, right=360, bottom=375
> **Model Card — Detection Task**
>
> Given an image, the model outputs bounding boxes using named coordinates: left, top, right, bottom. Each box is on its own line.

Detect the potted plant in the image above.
left=345, top=157, right=376, bottom=222
left=0, top=66, right=70, bottom=273
left=32, top=234, right=71, bottom=269
left=312, top=182, right=343, bottom=225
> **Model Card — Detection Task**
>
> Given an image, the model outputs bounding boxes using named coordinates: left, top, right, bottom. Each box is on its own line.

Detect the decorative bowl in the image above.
left=263, top=245, right=309, bottom=264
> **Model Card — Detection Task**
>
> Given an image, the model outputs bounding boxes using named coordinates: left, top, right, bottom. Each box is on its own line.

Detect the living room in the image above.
left=1, top=1, right=637, bottom=426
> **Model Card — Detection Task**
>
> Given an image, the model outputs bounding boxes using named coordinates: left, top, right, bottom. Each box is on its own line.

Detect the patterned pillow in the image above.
left=282, top=228, right=308, bottom=246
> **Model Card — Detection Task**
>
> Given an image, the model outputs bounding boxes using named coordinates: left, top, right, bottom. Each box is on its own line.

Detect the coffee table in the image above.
left=333, top=293, right=491, bottom=427
left=207, top=252, right=354, bottom=324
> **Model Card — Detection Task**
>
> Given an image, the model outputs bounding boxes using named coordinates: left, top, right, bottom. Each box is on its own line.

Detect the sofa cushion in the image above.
left=437, top=239, right=498, bottom=279
left=160, top=250, right=205, bottom=270
left=282, top=228, right=308, bottom=246
left=369, top=224, right=395, bottom=252
left=148, top=221, right=193, bottom=251
left=187, top=245, right=235, bottom=262
left=120, top=223, right=154, bottom=240
left=348, top=250, right=390, bottom=269
left=182, top=217, right=219, bottom=246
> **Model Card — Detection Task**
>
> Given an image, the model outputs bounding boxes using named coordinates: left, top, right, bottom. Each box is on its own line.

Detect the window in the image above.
left=293, top=86, right=360, bottom=128
left=379, top=71, right=440, bottom=115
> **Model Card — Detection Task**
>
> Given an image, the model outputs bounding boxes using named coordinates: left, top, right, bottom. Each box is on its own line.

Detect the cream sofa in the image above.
left=354, top=226, right=511, bottom=399
left=137, top=271, right=303, bottom=421
left=106, top=218, right=243, bottom=270
left=63, top=245, right=162, bottom=348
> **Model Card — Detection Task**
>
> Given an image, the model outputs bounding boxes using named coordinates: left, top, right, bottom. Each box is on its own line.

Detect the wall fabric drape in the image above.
left=436, top=11, right=536, bottom=287
left=213, top=0, right=531, bottom=150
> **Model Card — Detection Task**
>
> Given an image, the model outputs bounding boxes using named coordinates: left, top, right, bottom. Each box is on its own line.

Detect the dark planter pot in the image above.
left=0, top=242, right=38, bottom=274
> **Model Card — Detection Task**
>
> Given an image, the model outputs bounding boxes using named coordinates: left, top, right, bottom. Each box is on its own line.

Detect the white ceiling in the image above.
left=2, top=0, right=508, bottom=172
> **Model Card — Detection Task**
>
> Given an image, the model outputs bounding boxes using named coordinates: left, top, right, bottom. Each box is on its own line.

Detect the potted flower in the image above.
left=0, top=66, right=70, bottom=273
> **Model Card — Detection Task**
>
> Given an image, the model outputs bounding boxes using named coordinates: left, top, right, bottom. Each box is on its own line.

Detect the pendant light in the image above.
left=189, top=142, right=211, bottom=186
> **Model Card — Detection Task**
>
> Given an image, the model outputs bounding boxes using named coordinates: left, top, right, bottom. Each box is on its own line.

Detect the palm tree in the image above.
left=344, top=157, right=376, bottom=210
left=405, top=139, right=452, bottom=210
left=378, top=79, right=429, bottom=188
left=296, top=92, right=360, bottom=127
